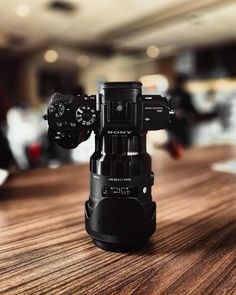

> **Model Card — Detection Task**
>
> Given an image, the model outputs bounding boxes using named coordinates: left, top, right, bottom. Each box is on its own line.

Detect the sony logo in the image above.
left=107, top=130, right=133, bottom=135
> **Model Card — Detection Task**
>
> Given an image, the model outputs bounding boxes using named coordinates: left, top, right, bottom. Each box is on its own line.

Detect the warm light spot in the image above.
left=76, top=54, right=90, bottom=67
left=44, top=49, right=58, bottom=63
left=15, top=3, right=30, bottom=17
left=146, top=45, right=159, bottom=58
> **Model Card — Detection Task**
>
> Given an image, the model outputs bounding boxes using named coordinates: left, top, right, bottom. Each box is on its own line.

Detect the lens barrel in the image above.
left=85, top=82, right=156, bottom=252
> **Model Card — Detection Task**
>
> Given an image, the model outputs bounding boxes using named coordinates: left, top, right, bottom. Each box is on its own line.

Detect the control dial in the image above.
left=48, top=101, right=65, bottom=118
left=76, top=106, right=96, bottom=126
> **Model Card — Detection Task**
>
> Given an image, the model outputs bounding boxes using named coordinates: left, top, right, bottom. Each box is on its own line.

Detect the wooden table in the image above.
left=0, top=145, right=235, bottom=295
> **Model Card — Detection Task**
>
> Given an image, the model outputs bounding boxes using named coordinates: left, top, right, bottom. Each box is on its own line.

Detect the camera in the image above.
left=45, top=81, right=172, bottom=252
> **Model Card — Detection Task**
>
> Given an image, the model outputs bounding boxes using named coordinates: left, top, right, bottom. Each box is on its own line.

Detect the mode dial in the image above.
left=76, top=106, right=96, bottom=126
left=48, top=101, right=65, bottom=118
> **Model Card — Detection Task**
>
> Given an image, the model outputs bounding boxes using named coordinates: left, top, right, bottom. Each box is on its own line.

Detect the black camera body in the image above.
left=46, top=81, right=172, bottom=252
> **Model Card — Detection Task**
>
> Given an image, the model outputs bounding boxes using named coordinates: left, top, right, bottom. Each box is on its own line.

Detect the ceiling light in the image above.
left=146, top=45, right=159, bottom=58
left=44, top=49, right=58, bottom=63
left=76, top=55, right=90, bottom=67
left=15, top=4, right=30, bottom=17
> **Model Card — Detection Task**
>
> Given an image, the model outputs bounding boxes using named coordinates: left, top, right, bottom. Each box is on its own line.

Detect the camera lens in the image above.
left=85, top=82, right=156, bottom=252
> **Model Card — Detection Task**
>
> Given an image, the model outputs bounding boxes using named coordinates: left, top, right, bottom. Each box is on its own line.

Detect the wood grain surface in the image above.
left=0, top=145, right=235, bottom=295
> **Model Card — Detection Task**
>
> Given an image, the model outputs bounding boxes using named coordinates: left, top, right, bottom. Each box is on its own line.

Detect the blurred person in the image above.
left=7, top=102, right=48, bottom=169
left=167, top=74, right=217, bottom=148
left=206, top=88, right=231, bottom=130
left=0, top=85, right=14, bottom=184
left=0, top=128, right=14, bottom=167
left=0, top=86, right=10, bottom=125
left=0, top=129, right=12, bottom=185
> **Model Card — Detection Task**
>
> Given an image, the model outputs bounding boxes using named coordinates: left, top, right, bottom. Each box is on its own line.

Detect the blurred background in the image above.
left=1, top=0, right=236, bottom=174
